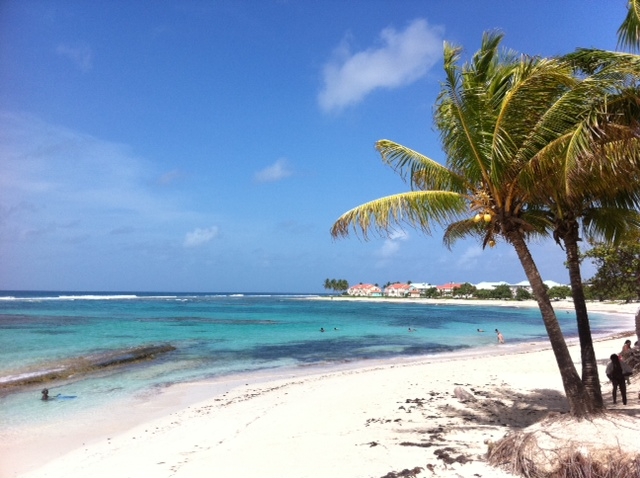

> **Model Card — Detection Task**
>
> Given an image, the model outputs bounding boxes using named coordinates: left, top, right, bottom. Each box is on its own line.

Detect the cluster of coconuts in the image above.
left=473, top=212, right=496, bottom=247
left=473, top=213, right=492, bottom=223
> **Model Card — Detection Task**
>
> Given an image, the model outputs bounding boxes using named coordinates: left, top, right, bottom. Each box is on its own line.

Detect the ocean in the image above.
left=0, top=291, right=631, bottom=434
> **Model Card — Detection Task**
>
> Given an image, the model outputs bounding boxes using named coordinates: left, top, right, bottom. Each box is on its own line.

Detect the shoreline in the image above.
left=3, top=300, right=639, bottom=478
left=314, top=296, right=640, bottom=314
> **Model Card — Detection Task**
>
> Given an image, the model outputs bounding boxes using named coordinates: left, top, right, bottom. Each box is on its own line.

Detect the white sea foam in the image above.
left=0, top=367, right=66, bottom=384
left=0, top=294, right=186, bottom=301
left=58, top=294, right=139, bottom=300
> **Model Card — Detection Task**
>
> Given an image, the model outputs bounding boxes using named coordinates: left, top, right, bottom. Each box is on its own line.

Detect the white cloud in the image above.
left=254, top=158, right=293, bottom=183
left=318, top=18, right=443, bottom=113
left=376, top=230, right=409, bottom=261
left=0, top=111, right=206, bottom=248
left=56, top=43, right=93, bottom=72
left=454, top=245, right=485, bottom=271
left=183, top=226, right=219, bottom=248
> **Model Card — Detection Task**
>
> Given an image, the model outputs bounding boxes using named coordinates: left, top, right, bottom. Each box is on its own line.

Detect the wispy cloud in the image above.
left=109, top=226, right=135, bottom=235
left=318, top=18, right=443, bottom=113
left=183, top=226, right=219, bottom=248
left=56, top=43, right=93, bottom=72
left=455, top=245, right=484, bottom=270
left=254, top=158, right=293, bottom=183
left=376, top=230, right=409, bottom=264
left=157, top=169, right=183, bottom=186
left=0, top=111, right=204, bottom=250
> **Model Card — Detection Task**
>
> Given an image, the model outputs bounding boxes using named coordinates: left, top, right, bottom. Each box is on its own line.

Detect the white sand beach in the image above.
left=4, top=300, right=640, bottom=478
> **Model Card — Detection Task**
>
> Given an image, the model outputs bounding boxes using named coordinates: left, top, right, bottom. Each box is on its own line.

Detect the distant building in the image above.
left=436, top=282, right=463, bottom=296
left=474, top=281, right=510, bottom=290
left=383, top=283, right=411, bottom=297
left=408, top=282, right=434, bottom=298
left=512, top=280, right=532, bottom=293
left=515, top=280, right=564, bottom=293
left=347, top=283, right=382, bottom=297
left=474, top=280, right=566, bottom=294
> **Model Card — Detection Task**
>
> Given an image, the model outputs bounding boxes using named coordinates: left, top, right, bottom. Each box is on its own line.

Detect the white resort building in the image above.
left=346, top=283, right=382, bottom=297
left=383, top=283, right=411, bottom=297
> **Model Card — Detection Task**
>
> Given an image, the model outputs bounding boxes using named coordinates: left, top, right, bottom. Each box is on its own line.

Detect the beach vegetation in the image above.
left=473, top=289, right=493, bottom=300
left=583, top=234, right=640, bottom=302
left=323, top=278, right=349, bottom=295
left=422, top=287, right=440, bottom=298
left=452, top=282, right=476, bottom=297
left=547, top=286, right=571, bottom=300
left=515, top=288, right=532, bottom=301
left=490, top=284, right=513, bottom=300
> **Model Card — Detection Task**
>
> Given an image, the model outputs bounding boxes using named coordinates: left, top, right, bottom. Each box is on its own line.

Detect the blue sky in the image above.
left=0, top=1, right=628, bottom=293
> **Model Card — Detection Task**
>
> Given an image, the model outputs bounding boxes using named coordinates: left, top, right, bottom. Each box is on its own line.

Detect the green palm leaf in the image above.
left=618, top=0, right=640, bottom=52
left=375, top=140, right=468, bottom=192
left=330, top=191, right=467, bottom=239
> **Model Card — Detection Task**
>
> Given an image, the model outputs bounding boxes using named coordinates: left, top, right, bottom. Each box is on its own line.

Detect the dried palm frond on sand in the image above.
left=488, top=413, right=640, bottom=477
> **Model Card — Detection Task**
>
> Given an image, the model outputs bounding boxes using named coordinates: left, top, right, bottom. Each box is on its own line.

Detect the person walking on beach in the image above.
left=620, top=340, right=633, bottom=384
left=495, top=329, right=504, bottom=344
left=606, top=354, right=632, bottom=405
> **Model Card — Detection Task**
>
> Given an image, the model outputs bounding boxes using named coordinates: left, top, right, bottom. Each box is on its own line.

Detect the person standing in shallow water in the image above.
left=606, top=354, right=631, bottom=405
left=495, top=329, right=504, bottom=344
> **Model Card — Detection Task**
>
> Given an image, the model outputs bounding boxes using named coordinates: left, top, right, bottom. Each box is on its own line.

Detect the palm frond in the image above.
left=330, top=191, right=467, bottom=239
left=442, top=219, right=486, bottom=249
left=437, top=36, right=504, bottom=184
left=519, top=208, right=555, bottom=237
left=517, top=50, right=640, bottom=203
left=375, top=140, right=468, bottom=192
left=582, top=207, right=640, bottom=244
left=473, top=30, right=505, bottom=83
left=618, top=0, right=640, bottom=52
left=493, top=57, right=575, bottom=178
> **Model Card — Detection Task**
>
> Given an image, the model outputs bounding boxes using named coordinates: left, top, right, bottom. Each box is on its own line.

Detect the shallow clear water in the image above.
left=0, top=291, right=631, bottom=431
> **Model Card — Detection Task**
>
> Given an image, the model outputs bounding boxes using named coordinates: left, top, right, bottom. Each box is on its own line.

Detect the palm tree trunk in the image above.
left=508, top=231, right=593, bottom=417
left=562, top=221, right=604, bottom=412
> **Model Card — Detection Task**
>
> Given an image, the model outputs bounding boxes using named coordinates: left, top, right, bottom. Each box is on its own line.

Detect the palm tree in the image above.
left=331, top=32, right=601, bottom=416
left=323, top=278, right=332, bottom=292
left=523, top=48, right=640, bottom=409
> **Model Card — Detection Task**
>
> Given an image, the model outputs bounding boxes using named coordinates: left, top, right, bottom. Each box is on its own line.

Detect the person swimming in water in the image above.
left=41, top=388, right=51, bottom=400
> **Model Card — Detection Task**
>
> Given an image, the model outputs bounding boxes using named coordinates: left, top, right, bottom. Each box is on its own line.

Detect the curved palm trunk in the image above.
left=562, top=222, right=604, bottom=412
left=508, top=231, right=593, bottom=417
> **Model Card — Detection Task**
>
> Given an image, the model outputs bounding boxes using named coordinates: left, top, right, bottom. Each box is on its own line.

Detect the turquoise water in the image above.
left=0, top=291, right=631, bottom=431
